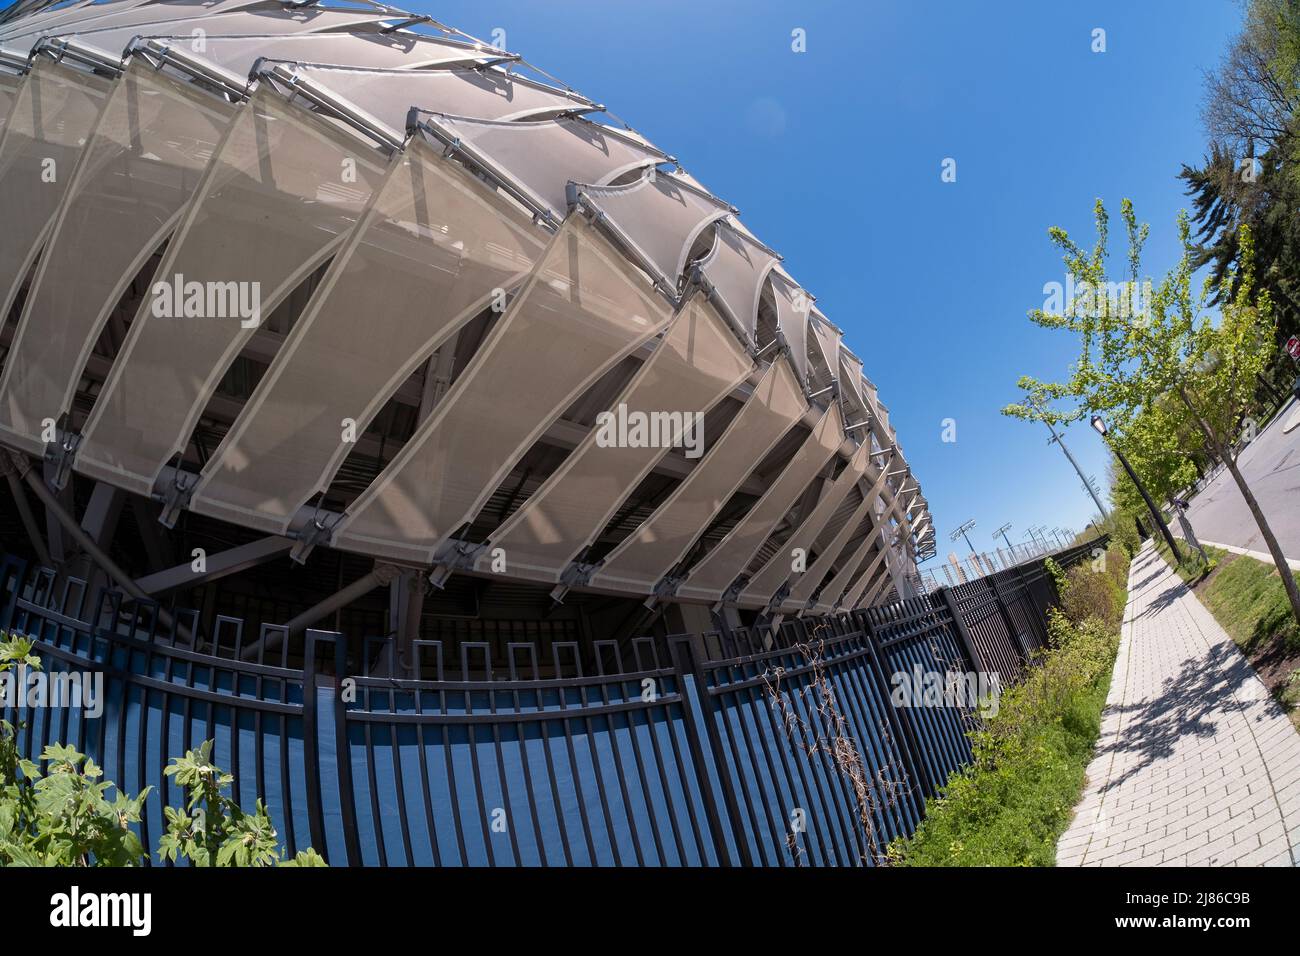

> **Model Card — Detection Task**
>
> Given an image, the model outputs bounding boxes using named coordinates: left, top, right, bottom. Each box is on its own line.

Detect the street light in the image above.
left=1090, top=415, right=1182, bottom=561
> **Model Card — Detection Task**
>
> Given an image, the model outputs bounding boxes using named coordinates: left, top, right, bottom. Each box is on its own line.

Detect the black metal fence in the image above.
left=0, top=537, right=1106, bottom=866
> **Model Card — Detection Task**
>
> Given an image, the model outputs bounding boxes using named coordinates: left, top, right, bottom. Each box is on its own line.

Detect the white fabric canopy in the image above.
left=226, top=28, right=492, bottom=72
left=576, top=167, right=730, bottom=291
left=0, top=60, right=235, bottom=454
left=424, top=113, right=666, bottom=222
left=842, top=540, right=892, bottom=610
left=769, top=271, right=809, bottom=384
left=676, top=402, right=842, bottom=603
left=839, top=351, right=866, bottom=414
left=815, top=522, right=886, bottom=612
left=0, top=60, right=109, bottom=335
left=698, top=217, right=778, bottom=344
left=333, top=213, right=675, bottom=564
left=482, top=294, right=753, bottom=585
left=54, top=7, right=387, bottom=61
left=589, top=355, right=805, bottom=594
left=191, top=138, right=548, bottom=533
left=859, top=372, right=880, bottom=417
left=0, top=0, right=146, bottom=40
left=808, top=309, right=842, bottom=386
left=75, top=89, right=388, bottom=496
left=738, top=439, right=870, bottom=608
left=780, top=488, right=871, bottom=610
left=0, top=0, right=268, bottom=55
left=0, top=0, right=243, bottom=42
left=0, top=70, right=18, bottom=136
left=287, top=64, right=593, bottom=142
left=784, top=460, right=889, bottom=609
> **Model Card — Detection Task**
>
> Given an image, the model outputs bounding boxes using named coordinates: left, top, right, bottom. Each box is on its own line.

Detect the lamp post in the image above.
left=1091, top=415, right=1182, bottom=561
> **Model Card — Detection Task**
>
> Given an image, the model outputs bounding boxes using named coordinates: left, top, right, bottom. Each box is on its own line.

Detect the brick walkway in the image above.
left=1057, top=546, right=1300, bottom=866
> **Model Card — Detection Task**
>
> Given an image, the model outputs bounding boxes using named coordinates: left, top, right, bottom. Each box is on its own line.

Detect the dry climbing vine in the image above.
left=759, top=624, right=909, bottom=866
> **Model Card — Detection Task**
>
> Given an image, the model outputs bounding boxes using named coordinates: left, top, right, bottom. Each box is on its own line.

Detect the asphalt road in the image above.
left=1181, top=397, right=1300, bottom=562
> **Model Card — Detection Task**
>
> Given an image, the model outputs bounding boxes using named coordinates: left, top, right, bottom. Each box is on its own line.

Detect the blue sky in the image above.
left=421, top=0, right=1241, bottom=565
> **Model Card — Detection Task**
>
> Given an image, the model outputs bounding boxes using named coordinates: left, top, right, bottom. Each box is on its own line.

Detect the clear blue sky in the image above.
left=419, top=0, right=1241, bottom=564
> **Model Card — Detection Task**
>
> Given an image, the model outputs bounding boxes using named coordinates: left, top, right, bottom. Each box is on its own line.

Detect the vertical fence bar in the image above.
left=936, top=587, right=985, bottom=674
left=990, top=577, right=1030, bottom=662
left=669, top=637, right=748, bottom=866
left=301, top=630, right=327, bottom=861
left=858, top=610, right=938, bottom=799
left=330, top=631, right=363, bottom=866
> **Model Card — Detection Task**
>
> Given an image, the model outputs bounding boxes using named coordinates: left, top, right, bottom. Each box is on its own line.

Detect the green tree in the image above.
left=1005, top=199, right=1300, bottom=625
left=1181, top=145, right=1300, bottom=341
left=1182, top=0, right=1300, bottom=369
left=1201, top=0, right=1299, bottom=158
left=1107, top=397, right=1203, bottom=513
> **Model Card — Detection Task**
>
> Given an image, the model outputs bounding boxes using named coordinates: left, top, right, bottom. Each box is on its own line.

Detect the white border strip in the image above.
left=1195, top=539, right=1300, bottom=573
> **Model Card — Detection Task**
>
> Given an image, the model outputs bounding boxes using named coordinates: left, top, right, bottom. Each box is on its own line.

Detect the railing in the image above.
left=921, top=535, right=1084, bottom=592
left=0, top=537, right=1106, bottom=866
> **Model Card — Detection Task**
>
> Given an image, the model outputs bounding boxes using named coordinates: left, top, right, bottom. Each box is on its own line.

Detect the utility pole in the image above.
left=1034, top=402, right=1109, bottom=519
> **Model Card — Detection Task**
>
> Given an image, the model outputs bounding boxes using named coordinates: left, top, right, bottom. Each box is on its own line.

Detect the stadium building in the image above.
left=0, top=0, right=968, bottom=867
left=0, top=0, right=935, bottom=664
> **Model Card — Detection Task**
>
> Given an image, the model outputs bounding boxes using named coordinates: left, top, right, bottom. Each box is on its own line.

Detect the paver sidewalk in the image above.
left=1057, top=546, right=1300, bottom=867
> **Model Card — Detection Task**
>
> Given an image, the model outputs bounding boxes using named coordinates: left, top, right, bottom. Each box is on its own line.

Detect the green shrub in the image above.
left=1060, top=558, right=1125, bottom=631
left=1093, top=508, right=1142, bottom=558
left=890, top=553, right=1128, bottom=867
left=0, top=739, right=151, bottom=867
left=0, top=634, right=325, bottom=867
left=158, top=740, right=325, bottom=867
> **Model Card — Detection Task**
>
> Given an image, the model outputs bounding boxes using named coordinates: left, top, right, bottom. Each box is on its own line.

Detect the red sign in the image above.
left=1288, top=335, right=1300, bottom=360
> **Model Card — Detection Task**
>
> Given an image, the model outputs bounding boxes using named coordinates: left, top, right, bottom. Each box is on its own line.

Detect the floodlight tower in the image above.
left=949, top=519, right=977, bottom=554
